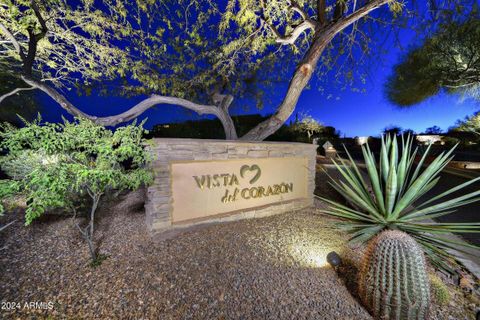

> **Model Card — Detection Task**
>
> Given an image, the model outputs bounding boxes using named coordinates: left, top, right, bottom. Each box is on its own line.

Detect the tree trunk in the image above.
left=240, top=31, right=334, bottom=141
left=89, top=194, right=100, bottom=239
left=215, top=94, right=237, bottom=140
left=86, top=194, right=101, bottom=262
left=85, top=235, right=97, bottom=262
left=216, top=107, right=237, bottom=140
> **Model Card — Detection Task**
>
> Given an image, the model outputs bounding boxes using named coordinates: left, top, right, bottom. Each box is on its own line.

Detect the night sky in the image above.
left=303, top=22, right=479, bottom=137
left=37, top=3, right=479, bottom=138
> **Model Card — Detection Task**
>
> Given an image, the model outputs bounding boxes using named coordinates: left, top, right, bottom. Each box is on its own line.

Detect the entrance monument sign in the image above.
left=145, top=139, right=316, bottom=235
left=171, top=157, right=308, bottom=222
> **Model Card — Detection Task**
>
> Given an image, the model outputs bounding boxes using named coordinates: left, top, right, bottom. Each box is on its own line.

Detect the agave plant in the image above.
left=319, top=135, right=480, bottom=270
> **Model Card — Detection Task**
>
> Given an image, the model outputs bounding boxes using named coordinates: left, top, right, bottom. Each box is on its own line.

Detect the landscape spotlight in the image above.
left=326, top=251, right=341, bottom=267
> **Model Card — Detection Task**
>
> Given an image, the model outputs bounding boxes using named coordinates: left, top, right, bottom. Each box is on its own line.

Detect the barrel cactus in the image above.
left=359, top=230, right=430, bottom=320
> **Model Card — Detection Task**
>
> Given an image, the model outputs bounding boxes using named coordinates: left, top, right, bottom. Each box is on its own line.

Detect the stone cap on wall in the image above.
left=146, top=138, right=317, bottom=148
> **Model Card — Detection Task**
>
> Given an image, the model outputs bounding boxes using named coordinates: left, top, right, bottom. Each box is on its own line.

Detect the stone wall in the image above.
left=449, top=160, right=480, bottom=170
left=145, top=138, right=317, bottom=234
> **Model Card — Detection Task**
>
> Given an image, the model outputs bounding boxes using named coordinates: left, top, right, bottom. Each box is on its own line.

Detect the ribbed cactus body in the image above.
left=359, top=230, right=431, bottom=320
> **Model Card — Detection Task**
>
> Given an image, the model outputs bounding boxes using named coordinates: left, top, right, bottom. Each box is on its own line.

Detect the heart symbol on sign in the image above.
left=240, top=164, right=262, bottom=184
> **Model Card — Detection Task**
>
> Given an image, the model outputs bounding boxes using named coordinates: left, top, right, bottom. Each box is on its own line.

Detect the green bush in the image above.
left=0, top=116, right=153, bottom=262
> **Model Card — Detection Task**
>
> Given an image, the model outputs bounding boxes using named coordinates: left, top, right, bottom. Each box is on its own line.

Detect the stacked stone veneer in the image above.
left=145, top=138, right=317, bottom=233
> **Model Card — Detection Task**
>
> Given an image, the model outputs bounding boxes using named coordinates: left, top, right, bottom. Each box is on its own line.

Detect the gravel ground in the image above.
left=0, top=189, right=478, bottom=319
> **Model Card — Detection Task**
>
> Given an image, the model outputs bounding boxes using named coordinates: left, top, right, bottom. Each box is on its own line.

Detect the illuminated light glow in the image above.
left=288, top=243, right=335, bottom=268
left=356, top=136, right=369, bottom=145
left=41, top=154, right=59, bottom=165
left=416, top=135, right=444, bottom=145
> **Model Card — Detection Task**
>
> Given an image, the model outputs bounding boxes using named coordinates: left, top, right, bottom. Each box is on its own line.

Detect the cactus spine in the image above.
left=359, top=230, right=431, bottom=320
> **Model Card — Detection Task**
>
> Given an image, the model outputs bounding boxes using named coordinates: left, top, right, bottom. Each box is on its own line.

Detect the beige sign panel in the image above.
left=171, top=157, right=309, bottom=223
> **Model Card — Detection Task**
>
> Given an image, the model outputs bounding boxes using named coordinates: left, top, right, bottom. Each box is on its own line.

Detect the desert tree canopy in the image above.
left=0, top=0, right=138, bottom=86
left=453, top=111, right=480, bottom=136
left=385, top=10, right=480, bottom=107
left=0, top=0, right=451, bottom=140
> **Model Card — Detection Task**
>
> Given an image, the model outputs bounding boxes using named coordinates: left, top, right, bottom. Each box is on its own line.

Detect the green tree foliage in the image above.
left=453, top=111, right=480, bottom=136
left=424, top=125, right=442, bottom=134
left=2, top=1, right=468, bottom=140
left=318, top=135, right=480, bottom=271
left=0, top=0, right=137, bottom=87
left=386, top=17, right=480, bottom=106
left=292, top=113, right=324, bottom=142
left=0, top=0, right=403, bottom=140
left=0, top=116, right=153, bottom=262
left=382, top=125, right=403, bottom=136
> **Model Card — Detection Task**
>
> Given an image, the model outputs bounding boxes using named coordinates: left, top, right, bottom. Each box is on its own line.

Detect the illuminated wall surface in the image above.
left=145, top=139, right=317, bottom=234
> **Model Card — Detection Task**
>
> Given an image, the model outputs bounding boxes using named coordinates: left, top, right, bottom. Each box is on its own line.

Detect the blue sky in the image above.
left=298, top=70, right=479, bottom=137
left=297, top=18, right=479, bottom=137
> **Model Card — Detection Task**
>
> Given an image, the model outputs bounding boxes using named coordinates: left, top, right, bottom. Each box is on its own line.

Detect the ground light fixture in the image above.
left=327, top=251, right=341, bottom=267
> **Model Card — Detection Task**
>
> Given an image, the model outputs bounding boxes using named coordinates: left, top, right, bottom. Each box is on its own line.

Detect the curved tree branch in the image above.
left=21, top=75, right=238, bottom=139
left=262, top=1, right=317, bottom=46
left=0, top=22, right=26, bottom=61
left=14, top=2, right=239, bottom=140
left=276, top=20, right=316, bottom=45
left=289, top=0, right=311, bottom=22
left=0, top=86, right=35, bottom=104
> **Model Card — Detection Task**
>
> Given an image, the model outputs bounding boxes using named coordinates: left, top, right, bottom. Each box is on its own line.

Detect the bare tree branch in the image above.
left=31, top=0, right=48, bottom=39
left=0, top=220, right=16, bottom=233
left=276, top=20, right=316, bottom=45
left=332, top=0, right=391, bottom=34
left=261, top=1, right=317, bottom=46
left=317, top=0, right=327, bottom=26
left=289, top=0, right=310, bottom=21
left=21, top=75, right=238, bottom=139
left=0, top=86, right=35, bottom=104
left=0, top=22, right=26, bottom=61
left=262, top=17, right=315, bottom=45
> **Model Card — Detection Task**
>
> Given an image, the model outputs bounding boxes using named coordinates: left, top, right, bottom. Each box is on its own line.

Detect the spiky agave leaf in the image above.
left=318, top=134, right=480, bottom=271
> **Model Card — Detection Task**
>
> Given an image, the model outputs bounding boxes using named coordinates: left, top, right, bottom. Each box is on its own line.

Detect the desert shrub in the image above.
left=320, top=135, right=480, bottom=319
left=429, top=273, right=451, bottom=306
left=319, top=135, right=480, bottom=271
left=0, top=116, right=153, bottom=262
left=2, top=150, right=45, bottom=180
